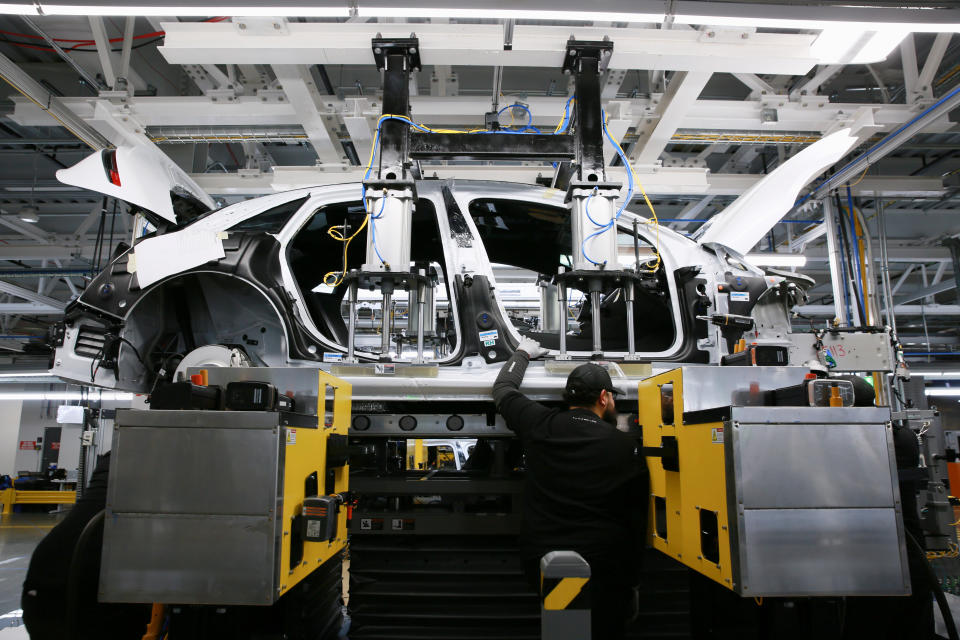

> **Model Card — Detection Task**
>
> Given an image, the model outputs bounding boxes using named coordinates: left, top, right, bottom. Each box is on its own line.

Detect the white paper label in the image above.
left=478, top=329, right=499, bottom=343
left=323, top=352, right=344, bottom=362
left=729, top=291, right=750, bottom=302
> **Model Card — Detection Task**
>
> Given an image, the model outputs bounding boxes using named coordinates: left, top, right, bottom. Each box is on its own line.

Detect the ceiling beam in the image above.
left=12, top=94, right=946, bottom=137
left=0, top=302, right=63, bottom=315
left=895, top=280, right=957, bottom=306
left=0, top=52, right=110, bottom=150
left=0, top=281, right=65, bottom=310
left=631, top=70, right=712, bottom=166
left=194, top=165, right=944, bottom=198
left=271, top=64, right=347, bottom=166
left=159, top=22, right=822, bottom=75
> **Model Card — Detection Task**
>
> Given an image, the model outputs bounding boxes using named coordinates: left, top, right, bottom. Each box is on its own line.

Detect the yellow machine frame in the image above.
left=277, top=371, right=351, bottom=597
left=638, top=369, right=735, bottom=590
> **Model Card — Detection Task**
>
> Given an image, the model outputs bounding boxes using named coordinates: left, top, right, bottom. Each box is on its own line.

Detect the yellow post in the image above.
left=1, top=488, right=14, bottom=515
left=413, top=439, right=426, bottom=470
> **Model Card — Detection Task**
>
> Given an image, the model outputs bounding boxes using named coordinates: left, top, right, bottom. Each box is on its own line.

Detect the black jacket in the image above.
left=492, top=351, right=647, bottom=569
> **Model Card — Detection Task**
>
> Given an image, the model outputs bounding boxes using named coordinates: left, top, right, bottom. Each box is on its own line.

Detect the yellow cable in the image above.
left=846, top=167, right=869, bottom=188
left=322, top=214, right=370, bottom=288
left=554, top=99, right=575, bottom=134
left=605, top=120, right=662, bottom=273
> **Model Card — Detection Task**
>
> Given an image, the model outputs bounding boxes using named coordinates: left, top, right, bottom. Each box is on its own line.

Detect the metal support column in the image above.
left=557, top=270, right=569, bottom=360
left=415, top=278, right=425, bottom=363
left=590, top=289, right=602, bottom=355
left=624, top=280, right=637, bottom=358
left=380, top=282, right=393, bottom=360
left=876, top=194, right=897, bottom=333
left=823, top=198, right=848, bottom=327
left=943, top=237, right=960, bottom=306
left=346, top=278, right=358, bottom=362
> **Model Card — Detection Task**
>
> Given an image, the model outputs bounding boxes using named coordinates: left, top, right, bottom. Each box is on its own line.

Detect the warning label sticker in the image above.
left=286, top=429, right=296, bottom=445
left=306, top=520, right=322, bottom=538
left=712, top=427, right=724, bottom=444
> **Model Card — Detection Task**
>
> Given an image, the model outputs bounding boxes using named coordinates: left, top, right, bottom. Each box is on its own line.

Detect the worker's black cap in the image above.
left=564, top=363, right=621, bottom=402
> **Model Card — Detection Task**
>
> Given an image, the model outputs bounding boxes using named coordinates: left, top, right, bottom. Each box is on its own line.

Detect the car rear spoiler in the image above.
left=56, top=145, right=217, bottom=228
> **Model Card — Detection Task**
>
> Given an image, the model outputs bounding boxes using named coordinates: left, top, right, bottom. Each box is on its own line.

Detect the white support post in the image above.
left=0, top=280, right=66, bottom=310
left=54, top=260, right=80, bottom=299
left=790, top=223, right=826, bottom=252
left=790, top=64, right=843, bottom=101
left=343, top=98, right=375, bottom=168
left=917, top=33, right=952, bottom=102
left=88, top=17, right=117, bottom=90
left=672, top=195, right=715, bottom=230
left=119, top=16, right=135, bottom=91
left=891, top=264, right=916, bottom=295
left=630, top=71, right=711, bottom=166
left=732, top=73, right=776, bottom=98
left=272, top=64, right=347, bottom=166
left=0, top=216, right=51, bottom=244
left=900, top=35, right=921, bottom=104
left=202, top=64, right=232, bottom=90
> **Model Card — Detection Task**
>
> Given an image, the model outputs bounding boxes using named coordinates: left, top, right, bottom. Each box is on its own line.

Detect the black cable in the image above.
left=89, top=346, right=103, bottom=383
left=116, top=336, right=145, bottom=366
left=906, top=530, right=959, bottom=640
left=65, top=509, right=105, bottom=640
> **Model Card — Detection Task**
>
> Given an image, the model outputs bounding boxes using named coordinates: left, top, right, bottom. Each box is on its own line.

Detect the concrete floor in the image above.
left=0, top=513, right=62, bottom=633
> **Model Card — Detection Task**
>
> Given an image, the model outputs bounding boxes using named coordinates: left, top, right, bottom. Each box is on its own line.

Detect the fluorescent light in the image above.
left=0, top=4, right=36, bottom=14
left=37, top=5, right=350, bottom=16
left=926, top=388, right=960, bottom=397
left=811, top=28, right=906, bottom=65
left=357, top=7, right=663, bottom=21
left=0, top=372, right=53, bottom=378
left=673, top=14, right=960, bottom=33
left=855, top=30, right=909, bottom=64
left=16, top=206, right=39, bottom=224
left=915, top=371, right=960, bottom=379
left=0, top=391, right=135, bottom=401
left=745, top=254, right=807, bottom=267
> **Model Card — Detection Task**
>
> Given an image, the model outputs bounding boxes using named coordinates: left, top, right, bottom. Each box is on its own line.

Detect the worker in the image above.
left=21, top=452, right=151, bottom=639
left=493, top=337, right=647, bottom=639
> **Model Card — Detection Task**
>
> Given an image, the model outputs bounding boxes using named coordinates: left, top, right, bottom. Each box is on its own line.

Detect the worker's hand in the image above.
left=517, top=337, right=547, bottom=359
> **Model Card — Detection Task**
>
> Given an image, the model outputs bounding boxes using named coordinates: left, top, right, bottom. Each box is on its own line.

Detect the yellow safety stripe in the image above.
left=543, top=577, right=589, bottom=610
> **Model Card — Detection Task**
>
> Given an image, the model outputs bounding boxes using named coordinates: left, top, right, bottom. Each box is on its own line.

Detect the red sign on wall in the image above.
left=51, top=442, right=60, bottom=451
left=19, top=440, right=35, bottom=450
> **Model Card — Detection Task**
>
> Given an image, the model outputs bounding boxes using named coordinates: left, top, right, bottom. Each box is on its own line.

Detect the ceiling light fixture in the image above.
left=34, top=4, right=351, bottom=16
left=356, top=7, right=664, bottom=21
left=16, top=206, right=39, bottom=224
left=0, top=390, right=135, bottom=401
left=744, top=254, right=807, bottom=267
left=811, top=28, right=907, bottom=65
left=925, top=388, right=960, bottom=397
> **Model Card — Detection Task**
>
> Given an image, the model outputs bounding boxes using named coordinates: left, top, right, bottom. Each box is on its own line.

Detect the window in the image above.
left=468, top=197, right=676, bottom=353
left=287, top=199, right=452, bottom=359
left=229, top=196, right=309, bottom=233
left=468, top=198, right=568, bottom=274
